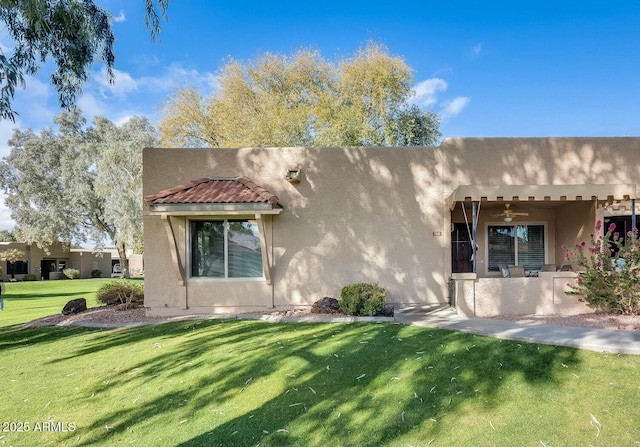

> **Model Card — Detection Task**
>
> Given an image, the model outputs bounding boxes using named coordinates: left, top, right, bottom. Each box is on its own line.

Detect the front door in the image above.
left=40, top=260, right=56, bottom=280
left=451, top=223, right=473, bottom=273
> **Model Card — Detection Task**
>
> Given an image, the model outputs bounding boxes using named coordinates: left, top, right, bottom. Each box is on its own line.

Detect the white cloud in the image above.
left=470, top=43, right=482, bottom=58
left=0, top=119, right=17, bottom=231
left=412, top=78, right=448, bottom=108
left=90, top=64, right=217, bottom=102
left=0, top=118, right=20, bottom=158
left=0, top=195, right=14, bottom=231
left=159, top=64, right=219, bottom=93
left=112, top=10, right=126, bottom=22
left=10, top=75, right=56, bottom=128
left=441, top=97, right=470, bottom=119
left=94, top=67, right=139, bottom=98
left=76, top=92, right=105, bottom=119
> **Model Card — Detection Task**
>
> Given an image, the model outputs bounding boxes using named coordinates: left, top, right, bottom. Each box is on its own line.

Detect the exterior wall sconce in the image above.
left=285, top=168, right=301, bottom=183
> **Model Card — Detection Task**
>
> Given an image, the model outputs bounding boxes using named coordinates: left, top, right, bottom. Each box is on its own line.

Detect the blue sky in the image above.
left=1, top=1, right=640, bottom=230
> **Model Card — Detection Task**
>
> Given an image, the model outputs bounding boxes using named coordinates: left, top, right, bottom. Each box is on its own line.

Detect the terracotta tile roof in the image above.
left=145, top=177, right=281, bottom=206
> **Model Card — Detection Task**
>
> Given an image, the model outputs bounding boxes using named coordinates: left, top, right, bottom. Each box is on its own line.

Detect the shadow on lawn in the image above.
left=0, top=324, right=100, bottom=345
left=1, top=291, right=96, bottom=300
left=44, top=319, right=580, bottom=447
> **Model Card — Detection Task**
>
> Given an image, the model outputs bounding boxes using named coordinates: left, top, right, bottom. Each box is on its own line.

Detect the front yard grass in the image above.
left=0, top=281, right=638, bottom=446
left=0, top=279, right=112, bottom=330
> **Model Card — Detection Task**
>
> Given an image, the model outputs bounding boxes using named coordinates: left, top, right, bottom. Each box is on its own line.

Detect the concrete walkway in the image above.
left=30, top=306, right=640, bottom=355
left=394, top=306, right=640, bottom=355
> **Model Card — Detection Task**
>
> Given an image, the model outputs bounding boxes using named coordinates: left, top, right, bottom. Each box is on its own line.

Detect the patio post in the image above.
left=472, top=201, right=478, bottom=273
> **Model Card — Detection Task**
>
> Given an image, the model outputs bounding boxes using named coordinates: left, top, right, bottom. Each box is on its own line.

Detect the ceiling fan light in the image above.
left=503, top=216, right=513, bottom=223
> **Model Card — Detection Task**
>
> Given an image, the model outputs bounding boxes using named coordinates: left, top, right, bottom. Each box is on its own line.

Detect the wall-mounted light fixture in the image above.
left=285, top=167, right=301, bottom=183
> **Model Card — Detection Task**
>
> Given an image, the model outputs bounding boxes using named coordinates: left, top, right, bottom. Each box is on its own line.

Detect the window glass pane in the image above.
left=191, top=221, right=225, bottom=277
left=488, top=226, right=515, bottom=271
left=6, top=261, right=28, bottom=275
left=517, top=225, right=545, bottom=269
left=227, top=220, right=263, bottom=278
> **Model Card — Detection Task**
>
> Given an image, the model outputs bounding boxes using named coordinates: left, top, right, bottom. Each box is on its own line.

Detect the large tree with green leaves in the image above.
left=0, top=110, right=157, bottom=277
left=0, top=230, right=16, bottom=242
left=159, top=42, right=441, bottom=148
left=0, top=0, right=170, bottom=121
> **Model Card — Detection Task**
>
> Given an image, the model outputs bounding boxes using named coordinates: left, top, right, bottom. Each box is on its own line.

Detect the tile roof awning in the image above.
left=447, top=184, right=636, bottom=210
left=145, top=177, right=283, bottom=215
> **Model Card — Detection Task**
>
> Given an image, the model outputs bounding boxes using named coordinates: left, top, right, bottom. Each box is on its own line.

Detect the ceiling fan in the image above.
left=491, top=204, right=529, bottom=222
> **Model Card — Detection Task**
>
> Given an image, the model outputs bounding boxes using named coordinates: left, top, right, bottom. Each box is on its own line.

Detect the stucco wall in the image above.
left=440, top=137, right=640, bottom=193
left=144, top=146, right=446, bottom=314
left=452, top=272, right=592, bottom=317
left=143, top=138, right=640, bottom=316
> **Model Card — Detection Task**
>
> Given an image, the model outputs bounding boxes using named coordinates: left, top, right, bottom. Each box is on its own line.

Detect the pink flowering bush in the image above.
left=565, top=221, right=640, bottom=314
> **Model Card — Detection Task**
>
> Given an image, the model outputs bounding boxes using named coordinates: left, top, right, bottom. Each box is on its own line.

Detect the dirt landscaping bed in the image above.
left=24, top=305, right=640, bottom=331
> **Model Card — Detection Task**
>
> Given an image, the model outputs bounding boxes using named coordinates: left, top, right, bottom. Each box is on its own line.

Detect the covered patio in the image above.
left=447, top=183, right=637, bottom=316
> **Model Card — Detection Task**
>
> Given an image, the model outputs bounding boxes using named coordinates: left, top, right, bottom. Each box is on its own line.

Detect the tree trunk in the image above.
left=117, top=243, right=130, bottom=279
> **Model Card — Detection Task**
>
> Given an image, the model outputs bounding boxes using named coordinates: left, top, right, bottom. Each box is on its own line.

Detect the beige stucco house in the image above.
left=143, top=137, right=640, bottom=317
left=0, top=242, right=113, bottom=281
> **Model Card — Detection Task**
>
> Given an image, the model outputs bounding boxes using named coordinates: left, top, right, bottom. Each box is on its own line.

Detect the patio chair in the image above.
left=508, top=265, right=525, bottom=277
left=541, top=263, right=557, bottom=272
left=559, top=264, right=572, bottom=271
left=498, top=263, right=510, bottom=277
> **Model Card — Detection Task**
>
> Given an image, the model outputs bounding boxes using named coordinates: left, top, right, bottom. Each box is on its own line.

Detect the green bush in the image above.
left=96, top=280, right=144, bottom=309
left=339, top=283, right=387, bottom=316
left=22, top=273, right=37, bottom=281
left=91, top=269, right=102, bottom=278
left=565, top=220, right=640, bottom=315
left=62, top=268, right=80, bottom=279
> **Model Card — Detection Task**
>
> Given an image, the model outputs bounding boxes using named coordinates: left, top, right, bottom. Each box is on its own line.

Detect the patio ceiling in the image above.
left=447, top=184, right=636, bottom=211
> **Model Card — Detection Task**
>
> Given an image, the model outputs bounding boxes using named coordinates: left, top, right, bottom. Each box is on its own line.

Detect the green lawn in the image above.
left=0, top=279, right=111, bottom=330
left=0, top=281, right=639, bottom=446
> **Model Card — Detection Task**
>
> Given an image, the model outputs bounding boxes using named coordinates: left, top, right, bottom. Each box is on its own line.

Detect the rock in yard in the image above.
left=311, top=297, right=341, bottom=314
left=62, top=298, right=87, bottom=315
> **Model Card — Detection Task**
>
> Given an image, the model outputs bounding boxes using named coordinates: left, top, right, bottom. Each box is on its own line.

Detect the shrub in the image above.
left=339, top=282, right=387, bottom=316
left=96, top=280, right=144, bottom=309
left=91, top=269, right=102, bottom=278
left=62, top=268, right=80, bottom=279
left=22, top=273, right=37, bottom=281
left=565, top=220, right=640, bottom=315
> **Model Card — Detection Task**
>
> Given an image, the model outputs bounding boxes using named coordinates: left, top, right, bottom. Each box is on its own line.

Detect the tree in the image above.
left=0, top=230, right=16, bottom=242
left=0, top=248, right=25, bottom=279
left=0, top=110, right=157, bottom=278
left=159, top=42, right=441, bottom=148
left=90, top=115, right=154, bottom=269
left=0, top=0, right=170, bottom=121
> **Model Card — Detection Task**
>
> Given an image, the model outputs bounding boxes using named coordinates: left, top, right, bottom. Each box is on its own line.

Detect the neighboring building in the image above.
left=101, top=249, right=145, bottom=277
left=0, top=242, right=113, bottom=281
left=1, top=242, right=70, bottom=281
left=143, top=138, right=640, bottom=317
left=69, top=249, right=113, bottom=279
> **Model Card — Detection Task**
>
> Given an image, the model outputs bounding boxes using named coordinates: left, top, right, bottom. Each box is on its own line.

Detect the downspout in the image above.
left=632, top=199, right=637, bottom=238
left=271, top=216, right=275, bottom=309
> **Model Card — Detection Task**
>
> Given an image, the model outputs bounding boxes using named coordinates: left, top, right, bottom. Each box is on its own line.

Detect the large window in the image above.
left=6, top=260, right=28, bottom=276
left=488, top=224, right=545, bottom=271
left=190, top=219, right=263, bottom=278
